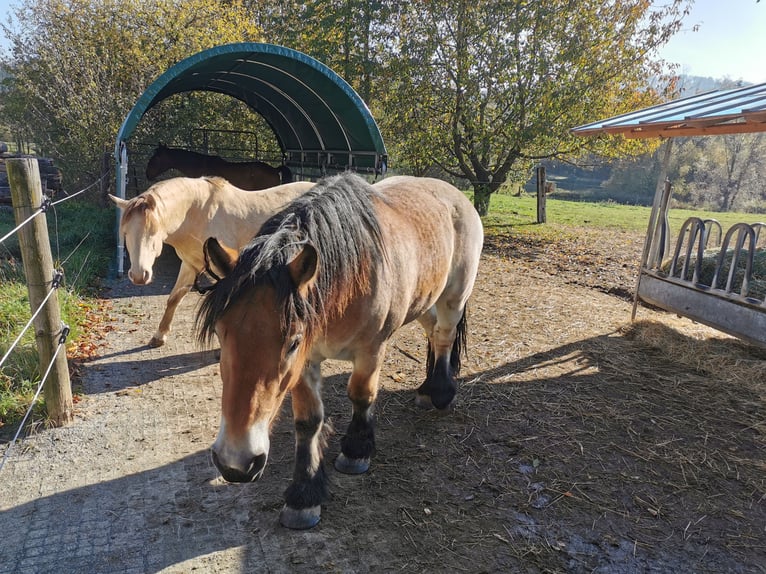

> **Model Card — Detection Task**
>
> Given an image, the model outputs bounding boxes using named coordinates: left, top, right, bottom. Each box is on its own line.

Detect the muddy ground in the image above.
left=1, top=228, right=764, bottom=573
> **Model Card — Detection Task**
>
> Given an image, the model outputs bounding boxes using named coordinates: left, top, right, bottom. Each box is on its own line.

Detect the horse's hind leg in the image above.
left=150, top=261, right=195, bottom=347
left=415, top=302, right=467, bottom=411
left=334, top=348, right=385, bottom=474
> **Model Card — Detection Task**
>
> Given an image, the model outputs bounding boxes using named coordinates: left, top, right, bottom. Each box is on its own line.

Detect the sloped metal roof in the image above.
left=572, top=82, right=766, bottom=139
left=115, top=43, right=387, bottom=173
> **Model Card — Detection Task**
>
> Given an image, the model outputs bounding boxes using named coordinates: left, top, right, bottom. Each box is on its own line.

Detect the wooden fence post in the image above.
left=536, top=165, right=547, bottom=224
left=7, top=158, right=73, bottom=426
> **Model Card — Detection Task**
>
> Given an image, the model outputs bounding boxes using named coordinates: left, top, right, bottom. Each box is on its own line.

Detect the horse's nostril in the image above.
left=248, top=453, right=267, bottom=478
left=128, top=269, right=152, bottom=285
left=212, top=450, right=267, bottom=483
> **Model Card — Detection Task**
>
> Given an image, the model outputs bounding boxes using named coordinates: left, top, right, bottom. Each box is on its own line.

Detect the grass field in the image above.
left=481, top=192, right=765, bottom=234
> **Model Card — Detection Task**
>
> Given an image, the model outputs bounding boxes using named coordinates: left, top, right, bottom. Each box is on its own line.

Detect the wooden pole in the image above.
left=631, top=138, right=674, bottom=321
left=536, top=165, right=547, bottom=224
left=7, top=158, right=73, bottom=426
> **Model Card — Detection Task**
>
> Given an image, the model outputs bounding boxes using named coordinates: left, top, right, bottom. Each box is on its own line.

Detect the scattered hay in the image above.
left=622, top=319, right=766, bottom=388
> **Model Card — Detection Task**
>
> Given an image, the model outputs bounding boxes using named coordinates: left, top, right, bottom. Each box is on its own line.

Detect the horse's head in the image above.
left=145, top=144, right=169, bottom=180
left=109, top=193, right=165, bottom=285
left=198, top=236, right=320, bottom=482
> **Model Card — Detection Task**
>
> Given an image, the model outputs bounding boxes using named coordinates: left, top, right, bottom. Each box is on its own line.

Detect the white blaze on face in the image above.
left=124, top=221, right=162, bottom=285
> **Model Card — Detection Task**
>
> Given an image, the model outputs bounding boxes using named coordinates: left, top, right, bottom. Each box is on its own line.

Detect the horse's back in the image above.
left=372, top=175, right=483, bottom=258
left=206, top=179, right=315, bottom=246
left=367, top=175, right=483, bottom=325
left=153, top=176, right=314, bottom=270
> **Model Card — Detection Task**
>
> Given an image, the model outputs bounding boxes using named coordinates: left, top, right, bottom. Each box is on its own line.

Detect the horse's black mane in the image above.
left=196, top=172, right=385, bottom=344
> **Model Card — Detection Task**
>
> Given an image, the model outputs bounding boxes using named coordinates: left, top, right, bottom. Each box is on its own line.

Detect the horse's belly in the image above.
left=310, top=341, right=356, bottom=362
left=309, top=302, right=406, bottom=363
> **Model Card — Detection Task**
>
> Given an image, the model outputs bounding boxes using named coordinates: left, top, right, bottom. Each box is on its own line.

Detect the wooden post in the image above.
left=7, top=158, right=73, bottom=426
left=536, top=165, right=547, bottom=224
left=632, top=138, right=675, bottom=321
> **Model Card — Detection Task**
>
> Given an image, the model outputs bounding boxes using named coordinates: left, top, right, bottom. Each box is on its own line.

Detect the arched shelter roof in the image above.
left=112, top=42, right=388, bottom=276
left=115, top=42, right=387, bottom=174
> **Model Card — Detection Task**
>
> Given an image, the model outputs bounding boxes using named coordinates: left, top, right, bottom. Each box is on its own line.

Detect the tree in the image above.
left=246, top=0, right=396, bottom=104
left=376, top=0, right=692, bottom=214
left=0, top=0, right=261, bottom=189
left=668, top=134, right=766, bottom=212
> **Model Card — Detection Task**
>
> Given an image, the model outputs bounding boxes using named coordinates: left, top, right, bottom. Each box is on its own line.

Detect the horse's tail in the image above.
left=278, top=165, right=293, bottom=184
left=450, top=307, right=468, bottom=375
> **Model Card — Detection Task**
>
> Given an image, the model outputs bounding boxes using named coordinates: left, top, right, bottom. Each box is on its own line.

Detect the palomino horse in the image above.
left=145, top=144, right=293, bottom=190
left=196, top=173, right=484, bottom=529
left=109, top=177, right=314, bottom=347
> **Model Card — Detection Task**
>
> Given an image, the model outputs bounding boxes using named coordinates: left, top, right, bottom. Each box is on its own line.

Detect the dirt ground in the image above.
left=1, top=228, right=765, bottom=574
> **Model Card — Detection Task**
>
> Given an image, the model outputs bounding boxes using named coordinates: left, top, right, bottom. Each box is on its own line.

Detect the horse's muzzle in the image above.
left=212, top=450, right=267, bottom=483
left=128, top=269, right=152, bottom=285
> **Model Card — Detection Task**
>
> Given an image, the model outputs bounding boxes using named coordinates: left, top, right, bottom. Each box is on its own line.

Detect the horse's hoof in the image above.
left=415, top=393, right=455, bottom=414
left=334, top=453, right=370, bottom=474
left=280, top=504, right=321, bottom=529
left=149, top=336, right=165, bottom=348
left=415, top=393, right=435, bottom=410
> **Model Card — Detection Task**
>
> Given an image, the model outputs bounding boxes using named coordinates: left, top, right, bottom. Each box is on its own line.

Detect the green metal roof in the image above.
left=115, top=43, right=387, bottom=173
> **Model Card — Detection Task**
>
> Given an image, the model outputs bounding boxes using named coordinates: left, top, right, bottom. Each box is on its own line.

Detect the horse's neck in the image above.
left=154, top=189, right=201, bottom=240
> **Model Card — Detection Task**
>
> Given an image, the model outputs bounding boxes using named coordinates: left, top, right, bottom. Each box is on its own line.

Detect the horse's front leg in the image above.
left=281, top=361, right=328, bottom=529
left=334, top=348, right=385, bottom=474
left=150, top=261, right=196, bottom=347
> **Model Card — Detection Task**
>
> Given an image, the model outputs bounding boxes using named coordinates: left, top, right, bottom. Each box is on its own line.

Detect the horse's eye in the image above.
left=286, top=334, right=303, bottom=356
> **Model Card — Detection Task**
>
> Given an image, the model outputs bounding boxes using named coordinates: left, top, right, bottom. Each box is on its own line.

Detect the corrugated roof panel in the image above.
left=572, top=82, right=766, bottom=138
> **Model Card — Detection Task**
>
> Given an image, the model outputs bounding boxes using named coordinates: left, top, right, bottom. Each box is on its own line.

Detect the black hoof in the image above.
left=334, top=453, right=370, bottom=474
left=280, top=504, right=321, bottom=529
left=415, top=392, right=455, bottom=413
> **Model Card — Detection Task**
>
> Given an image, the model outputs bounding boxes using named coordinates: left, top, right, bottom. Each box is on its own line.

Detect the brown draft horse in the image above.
left=145, top=144, right=293, bottom=190
left=109, top=177, right=314, bottom=347
left=196, top=173, right=484, bottom=529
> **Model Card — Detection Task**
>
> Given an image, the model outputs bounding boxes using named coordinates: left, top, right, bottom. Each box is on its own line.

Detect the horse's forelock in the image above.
left=196, top=223, right=314, bottom=345
left=121, top=193, right=158, bottom=228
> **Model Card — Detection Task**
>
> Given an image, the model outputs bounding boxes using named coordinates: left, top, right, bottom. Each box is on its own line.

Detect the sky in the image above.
left=0, top=0, right=764, bottom=84
left=658, top=0, right=766, bottom=83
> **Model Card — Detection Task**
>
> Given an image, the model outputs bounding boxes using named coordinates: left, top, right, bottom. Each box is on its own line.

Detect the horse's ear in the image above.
left=204, top=237, right=239, bottom=279
left=108, top=194, right=130, bottom=210
left=288, top=243, right=318, bottom=296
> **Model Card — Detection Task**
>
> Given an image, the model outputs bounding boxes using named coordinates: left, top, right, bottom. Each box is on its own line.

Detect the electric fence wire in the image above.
left=0, top=270, right=64, bottom=372
left=1, top=171, right=107, bottom=246
left=0, top=321, right=70, bottom=475
left=0, top=170, right=108, bottom=474
left=0, top=205, right=45, bottom=245
left=50, top=172, right=108, bottom=207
